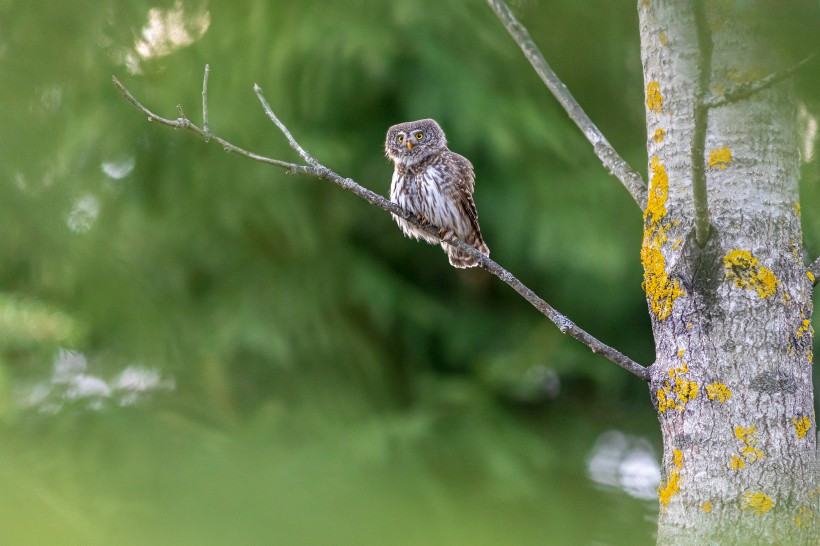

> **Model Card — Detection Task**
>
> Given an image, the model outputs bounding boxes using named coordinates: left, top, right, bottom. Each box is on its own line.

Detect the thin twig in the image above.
left=254, top=84, right=321, bottom=168
left=485, top=0, right=647, bottom=210
left=202, top=63, right=210, bottom=135
left=112, top=73, right=650, bottom=382
left=809, top=256, right=820, bottom=288
left=691, top=0, right=712, bottom=248
left=703, top=54, right=816, bottom=109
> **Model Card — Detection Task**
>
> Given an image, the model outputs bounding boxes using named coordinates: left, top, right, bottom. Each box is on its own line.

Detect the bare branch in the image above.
left=485, top=0, right=647, bottom=210
left=691, top=0, right=713, bottom=248
left=809, top=257, right=820, bottom=288
left=112, top=73, right=650, bottom=382
left=703, top=54, right=816, bottom=109
left=202, top=63, right=210, bottom=135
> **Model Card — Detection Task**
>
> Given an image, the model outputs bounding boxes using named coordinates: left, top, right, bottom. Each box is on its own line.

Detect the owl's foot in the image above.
left=416, top=213, right=429, bottom=226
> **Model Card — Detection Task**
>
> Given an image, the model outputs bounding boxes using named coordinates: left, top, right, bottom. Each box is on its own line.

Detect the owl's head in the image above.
left=385, top=118, right=447, bottom=166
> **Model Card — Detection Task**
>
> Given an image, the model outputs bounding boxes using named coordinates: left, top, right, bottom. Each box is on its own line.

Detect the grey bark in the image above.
left=639, top=1, right=817, bottom=543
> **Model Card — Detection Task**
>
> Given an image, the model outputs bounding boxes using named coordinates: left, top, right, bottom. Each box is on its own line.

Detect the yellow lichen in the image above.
left=677, top=349, right=685, bottom=358
left=659, top=32, right=667, bottom=46
left=792, top=416, right=812, bottom=440
left=700, top=501, right=713, bottom=513
left=741, top=492, right=774, bottom=516
left=723, top=250, right=779, bottom=298
left=657, top=363, right=698, bottom=412
left=706, top=382, right=732, bottom=403
left=794, top=202, right=801, bottom=218
left=796, top=319, right=813, bottom=340
left=795, top=506, right=814, bottom=529
left=735, top=426, right=757, bottom=444
left=641, top=157, right=684, bottom=320
left=741, top=445, right=764, bottom=462
left=646, top=82, right=663, bottom=113
left=653, top=128, right=666, bottom=143
left=673, top=449, right=683, bottom=469
left=729, top=455, right=746, bottom=470
left=658, top=470, right=680, bottom=507
left=708, top=147, right=732, bottom=169
left=808, top=271, right=816, bottom=283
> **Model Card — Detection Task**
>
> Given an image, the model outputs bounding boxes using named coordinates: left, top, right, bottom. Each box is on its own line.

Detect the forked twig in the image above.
left=112, top=72, right=650, bottom=381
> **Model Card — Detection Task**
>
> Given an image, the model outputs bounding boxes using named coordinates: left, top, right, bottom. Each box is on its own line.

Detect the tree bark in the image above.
left=638, top=1, right=817, bottom=543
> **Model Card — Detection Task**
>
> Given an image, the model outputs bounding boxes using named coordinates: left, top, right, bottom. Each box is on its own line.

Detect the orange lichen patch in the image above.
left=723, top=250, right=779, bottom=298
left=795, top=506, right=814, bottom=529
left=653, top=128, right=666, bottom=143
left=808, top=271, right=816, bottom=283
left=646, top=82, right=663, bottom=113
left=657, top=363, right=698, bottom=412
left=673, top=449, right=683, bottom=469
left=641, top=157, right=683, bottom=320
left=792, top=416, right=812, bottom=440
left=796, top=319, right=813, bottom=340
left=677, top=349, right=685, bottom=358
left=741, top=445, right=764, bottom=463
left=708, top=147, right=732, bottom=169
left=658, top=32, right=668, bottom=46
left=741, top=492, right=774, bottom=516
left=728, top=455, right=745, bottom=471
left=700, top=501, right=713, bottom=513
left=706, top=382, right=732, bottom=403
left=658, top=470, right=680, bottom=507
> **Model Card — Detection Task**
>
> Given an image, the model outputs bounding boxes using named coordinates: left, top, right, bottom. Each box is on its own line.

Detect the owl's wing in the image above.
left=442, top=151, right=481, bottom=236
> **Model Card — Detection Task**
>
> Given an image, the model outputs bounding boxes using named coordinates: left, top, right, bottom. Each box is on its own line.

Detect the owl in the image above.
left=385, top=118, right=489, bottom=268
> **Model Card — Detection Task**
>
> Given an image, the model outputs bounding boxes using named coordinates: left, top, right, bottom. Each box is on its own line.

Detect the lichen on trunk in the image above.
left=638, top=0, right=817, bottom=543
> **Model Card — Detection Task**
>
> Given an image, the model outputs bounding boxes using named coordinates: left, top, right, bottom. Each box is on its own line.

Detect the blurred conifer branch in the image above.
left=485, top=0, right=648, bottom=210
left=112, top=72, right=649, bottom=381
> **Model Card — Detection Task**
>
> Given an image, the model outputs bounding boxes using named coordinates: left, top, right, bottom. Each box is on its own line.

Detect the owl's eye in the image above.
left=415, top=132, right=424, bottom=140
left=397, top=135, right=404, bottom=143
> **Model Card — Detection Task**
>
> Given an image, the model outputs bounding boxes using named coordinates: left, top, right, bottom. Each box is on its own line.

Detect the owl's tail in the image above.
left=445, top=235, right=489, bottom=268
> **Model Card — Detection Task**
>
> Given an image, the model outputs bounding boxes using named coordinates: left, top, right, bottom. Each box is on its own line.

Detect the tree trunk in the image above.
left=638, top=1, right=817, bottom=543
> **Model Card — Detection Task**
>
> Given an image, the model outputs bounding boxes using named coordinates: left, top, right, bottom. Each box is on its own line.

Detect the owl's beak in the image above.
left=406, top=141, right=414, bottom=150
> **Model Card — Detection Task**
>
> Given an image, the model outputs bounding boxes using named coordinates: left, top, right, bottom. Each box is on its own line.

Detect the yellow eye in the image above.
left=397, top=135, right=404, bottom=143
left=415, top=132, right=424, bottom=140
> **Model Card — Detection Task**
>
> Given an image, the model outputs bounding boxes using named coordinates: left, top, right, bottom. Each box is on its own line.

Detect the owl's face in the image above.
left=385, top=118, right=447, bottom=166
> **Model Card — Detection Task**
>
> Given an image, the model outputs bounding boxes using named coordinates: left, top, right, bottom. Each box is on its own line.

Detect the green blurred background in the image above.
left=1, top=1, right=817, bottom=544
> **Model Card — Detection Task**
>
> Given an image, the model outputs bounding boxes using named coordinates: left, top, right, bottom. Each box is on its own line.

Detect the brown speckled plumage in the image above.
left=385, top=119, right=489, bottom=268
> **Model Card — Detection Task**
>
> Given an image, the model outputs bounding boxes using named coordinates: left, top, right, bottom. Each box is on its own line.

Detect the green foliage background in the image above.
left=0, top=1, right=817, bottom=544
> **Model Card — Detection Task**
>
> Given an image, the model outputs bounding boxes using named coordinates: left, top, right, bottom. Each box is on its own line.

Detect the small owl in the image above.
left=385, top=118, right=489, bottom=268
